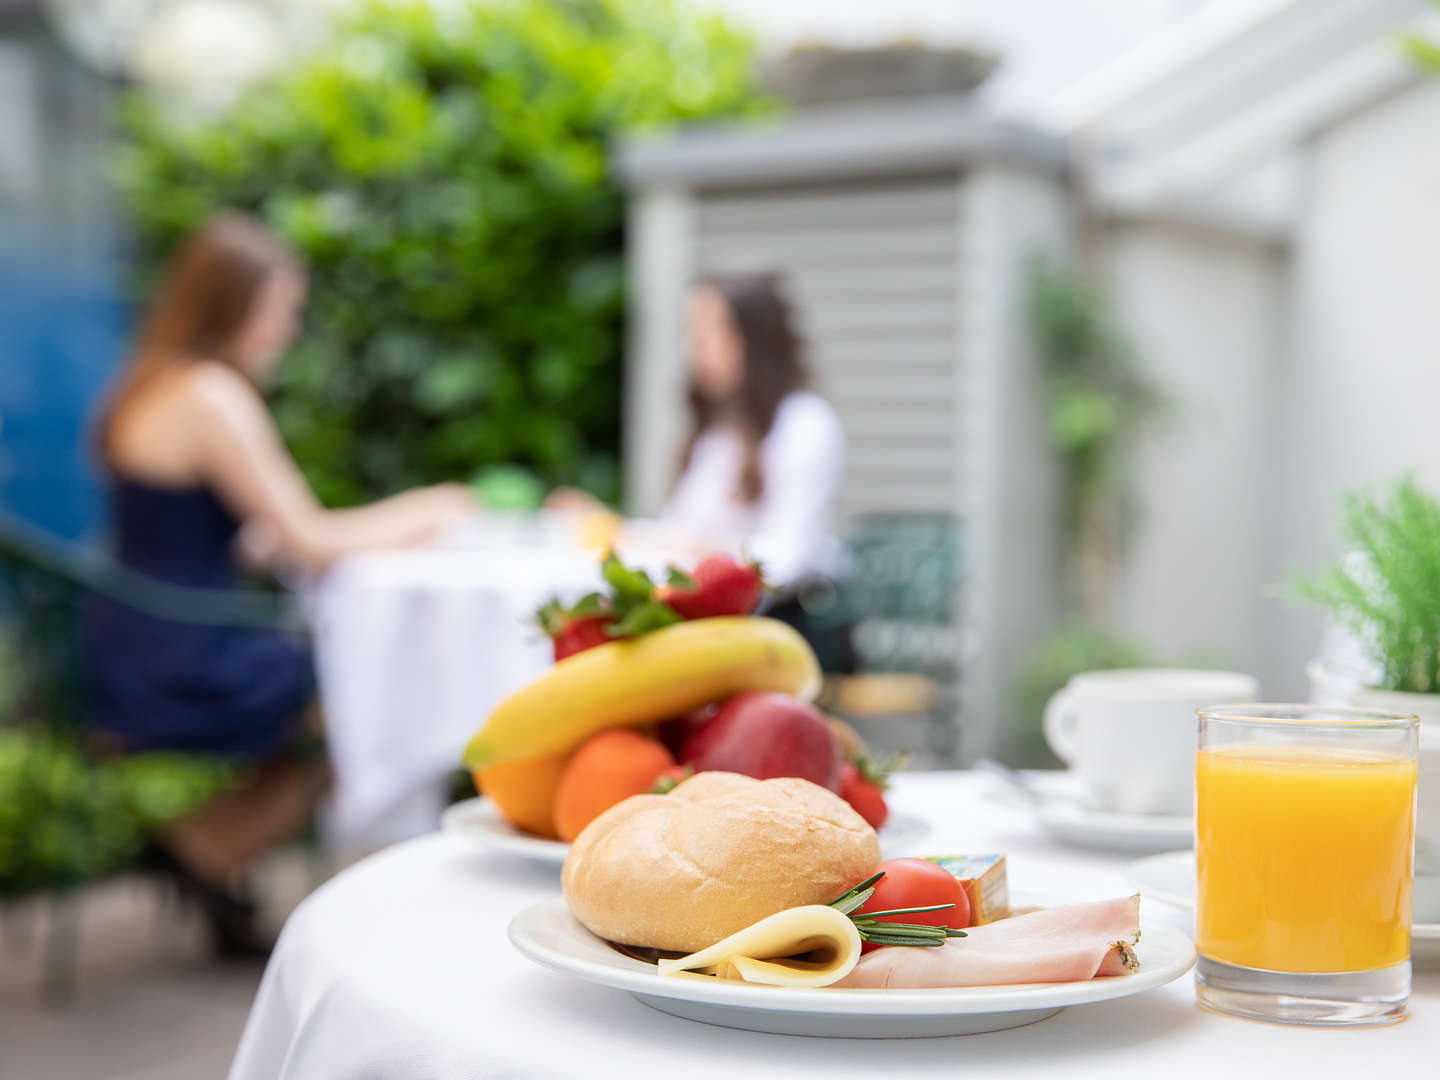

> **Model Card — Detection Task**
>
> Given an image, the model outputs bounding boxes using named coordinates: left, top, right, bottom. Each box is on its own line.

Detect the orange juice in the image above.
left=1196, top=745, right=1415, bottom=973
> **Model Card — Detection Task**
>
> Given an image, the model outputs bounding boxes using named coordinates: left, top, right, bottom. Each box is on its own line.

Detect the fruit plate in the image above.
left=1125, top=850, right=1440, bottom=967
left=443, top=797, right=932, bottom=866
left=442, top=798, right=570, bottom=864
left=507, top=896, right=1195, bottom=1038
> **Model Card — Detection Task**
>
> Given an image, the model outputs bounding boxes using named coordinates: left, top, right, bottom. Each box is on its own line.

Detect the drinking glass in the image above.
left=1195, top=704, right=1418, bottom=1026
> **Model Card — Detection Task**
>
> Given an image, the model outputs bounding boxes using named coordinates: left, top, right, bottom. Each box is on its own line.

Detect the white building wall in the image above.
left=959, top=164, right=1069, bottom=757
left=1263, top=79, right=1440, bottom=698
left=1103, top=222, right=1285, bottom=691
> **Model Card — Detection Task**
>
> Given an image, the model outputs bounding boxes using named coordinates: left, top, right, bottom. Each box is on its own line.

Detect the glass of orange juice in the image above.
left=1195, top=704, right=1418, bottom=1026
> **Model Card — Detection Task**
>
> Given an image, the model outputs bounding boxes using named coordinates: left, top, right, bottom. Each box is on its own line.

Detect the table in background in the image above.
left=229, top=772, right=1438, bottom=1079
left=306, top=514, right=684, bottom=849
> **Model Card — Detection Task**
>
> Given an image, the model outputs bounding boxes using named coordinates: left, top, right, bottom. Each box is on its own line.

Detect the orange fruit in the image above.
left=475, top=750, right=572, bottom=839
left=553, top=729, right=675, bottom=842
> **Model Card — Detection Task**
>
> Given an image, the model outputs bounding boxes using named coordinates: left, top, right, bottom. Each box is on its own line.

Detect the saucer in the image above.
left=1126, top=850, right=1440, bottom=966
left=1034, top=799, right=1193, bottom=854
left=996, top=772, right=1193, bottom=854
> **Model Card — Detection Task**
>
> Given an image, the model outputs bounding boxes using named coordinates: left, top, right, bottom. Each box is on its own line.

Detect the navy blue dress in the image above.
left=86, top=480, right=314, bottom=758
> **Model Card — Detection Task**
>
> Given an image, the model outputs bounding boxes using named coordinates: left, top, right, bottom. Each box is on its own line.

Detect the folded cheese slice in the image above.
left=835, top=895, right=1141, bottom=989
left=657, top=904, right=863, bottom=988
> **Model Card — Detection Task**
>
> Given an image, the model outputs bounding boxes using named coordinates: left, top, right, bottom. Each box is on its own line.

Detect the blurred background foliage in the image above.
left=0, top=726, right=238, bottom=897
left=112, top=0, right=769, bottom=507
left=1026, top=258, right=1165, bottom=624
left=1009, top=261, right=1166, bottom=762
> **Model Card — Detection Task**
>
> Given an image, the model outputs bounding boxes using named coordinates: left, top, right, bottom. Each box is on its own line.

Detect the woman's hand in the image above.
left=411, top=483, right=478, bottom=534
left=545, top=486, right=604, bottom=513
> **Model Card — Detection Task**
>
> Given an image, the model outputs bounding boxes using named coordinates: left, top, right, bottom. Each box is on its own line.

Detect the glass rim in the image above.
left=1196, top=702, right=1419, bottom=730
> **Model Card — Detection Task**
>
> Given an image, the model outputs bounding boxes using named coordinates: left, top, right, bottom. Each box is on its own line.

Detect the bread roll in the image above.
left=562, top=771, right=881, bottom=952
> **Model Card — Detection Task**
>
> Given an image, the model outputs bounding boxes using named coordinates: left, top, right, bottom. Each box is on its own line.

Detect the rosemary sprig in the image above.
left=828, top=872, right=968, bottom=948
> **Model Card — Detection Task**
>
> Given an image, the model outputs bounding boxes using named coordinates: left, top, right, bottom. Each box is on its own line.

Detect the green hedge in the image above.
left=113, top=0, right=767, bottom=507
left=0, top=730, right=238, bottom=896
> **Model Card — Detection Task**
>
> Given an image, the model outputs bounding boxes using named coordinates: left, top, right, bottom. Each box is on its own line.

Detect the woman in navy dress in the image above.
left=91, top=213, right=473, bottom=951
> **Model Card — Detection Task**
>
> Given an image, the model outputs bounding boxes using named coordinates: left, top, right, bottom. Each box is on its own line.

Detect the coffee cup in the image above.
left=1043, top=668, right=1260, bottom=816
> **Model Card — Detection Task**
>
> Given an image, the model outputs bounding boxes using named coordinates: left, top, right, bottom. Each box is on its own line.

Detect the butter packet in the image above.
left=924, top=854, right=1009, bottom=925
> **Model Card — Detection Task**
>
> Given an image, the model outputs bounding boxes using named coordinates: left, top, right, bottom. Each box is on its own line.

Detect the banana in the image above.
left=462, top=616, right=820, bottom=771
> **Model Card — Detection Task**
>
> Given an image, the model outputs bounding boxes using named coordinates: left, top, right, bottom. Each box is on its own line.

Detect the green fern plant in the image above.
left=1292, top=476, right=1440, bottom=693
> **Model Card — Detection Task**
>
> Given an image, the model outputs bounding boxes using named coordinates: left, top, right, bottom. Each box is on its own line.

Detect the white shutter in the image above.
left=693, top=177, right=961, bottom=517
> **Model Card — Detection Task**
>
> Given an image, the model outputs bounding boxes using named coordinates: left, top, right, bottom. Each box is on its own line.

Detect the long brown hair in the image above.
left=680, top=273, right=810, bottom=503
left=97, top=212, right=299, bottom=460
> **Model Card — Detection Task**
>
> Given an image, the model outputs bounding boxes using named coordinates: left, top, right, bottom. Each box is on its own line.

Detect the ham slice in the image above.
left=836, top=895, right=1141, bottom=989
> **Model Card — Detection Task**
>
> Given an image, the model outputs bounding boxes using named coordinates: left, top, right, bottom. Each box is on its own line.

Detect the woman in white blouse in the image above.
left=551, top=273, right=847, bottom=586
left=663, top=273, right=847, bottom=588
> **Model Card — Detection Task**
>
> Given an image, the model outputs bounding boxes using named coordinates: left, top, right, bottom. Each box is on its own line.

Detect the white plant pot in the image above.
left=1308, top=660, right=1440, bottom=922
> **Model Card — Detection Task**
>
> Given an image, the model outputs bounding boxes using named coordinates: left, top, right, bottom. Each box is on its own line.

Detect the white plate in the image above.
left=442, top=798, right=570, bottom=864
left=1126, top=850, right=1440, bottom=966
left=443, top=797, right=931, bottom=866
left=1033, top=799, right=1192, bottom=854
left=508, top=896, right=1195, bottom=1038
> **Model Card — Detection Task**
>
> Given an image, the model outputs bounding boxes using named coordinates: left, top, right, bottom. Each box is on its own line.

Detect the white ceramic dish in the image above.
left=1033, top=799, right=1193, bottom=855
left=507, top=895, right=1196, bottom=1038
left=442, top=798, right=571, bottom=864
left=443, top=797, right=931, bottom=865
left=1126, top=850, right=1440, bottom=967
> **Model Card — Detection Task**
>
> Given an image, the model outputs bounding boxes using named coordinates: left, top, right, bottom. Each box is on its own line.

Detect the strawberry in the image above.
left=551, top=614, right=616, bottom=661
left=839, top=758, right=890, bottom=830
left=659, top=555, right=765, bottom=620
left=534, top=553, right=683, bottom=663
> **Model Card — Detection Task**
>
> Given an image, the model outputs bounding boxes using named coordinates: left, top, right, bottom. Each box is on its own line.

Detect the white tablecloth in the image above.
left=229, top=772, right=1439, bottom=1079
left=308, top=544, right=604, bottom=847
left=307, top=517, right=688, bottom=850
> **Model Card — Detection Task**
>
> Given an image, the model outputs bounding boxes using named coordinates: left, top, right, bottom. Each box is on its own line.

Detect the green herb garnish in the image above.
left=828, top=872, right=968, bottom=948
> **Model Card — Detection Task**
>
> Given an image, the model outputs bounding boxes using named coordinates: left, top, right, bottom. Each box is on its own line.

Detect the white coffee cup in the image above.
left=1044, top=668, right=1260, bottom=816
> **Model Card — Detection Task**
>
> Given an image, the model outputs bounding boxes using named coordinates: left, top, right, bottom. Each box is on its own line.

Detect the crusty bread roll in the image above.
left=562, top=771, right=881, bottom=952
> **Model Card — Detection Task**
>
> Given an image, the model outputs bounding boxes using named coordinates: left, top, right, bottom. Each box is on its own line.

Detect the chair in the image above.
left=796, top=512, right=964, bottom=766
left=0, top=509, right=301, bottom=1002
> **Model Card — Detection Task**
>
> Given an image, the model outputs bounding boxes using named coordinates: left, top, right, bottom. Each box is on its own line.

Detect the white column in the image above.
left=623, top=184, right=695, bottom=516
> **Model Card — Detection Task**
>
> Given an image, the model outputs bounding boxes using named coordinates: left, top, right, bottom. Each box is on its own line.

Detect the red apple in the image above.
left=679, top=692, right=843, bottom=792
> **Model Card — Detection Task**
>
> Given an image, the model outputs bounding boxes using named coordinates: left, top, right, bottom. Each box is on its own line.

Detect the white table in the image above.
left=229, top=772, right=1439, bottom=1079
left=306, top=544, right=602, bottom=848
left=306, top=516, right=689, bottom=850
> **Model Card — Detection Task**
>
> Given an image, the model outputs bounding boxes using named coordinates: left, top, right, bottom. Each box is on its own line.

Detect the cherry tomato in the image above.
left=854, top=858, right=969, bottom=952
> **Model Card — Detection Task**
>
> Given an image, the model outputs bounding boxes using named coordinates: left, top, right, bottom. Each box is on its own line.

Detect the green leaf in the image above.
left=533, top=597, right=568, bottom=636
left=569, top=592, right=610, bottom=618
left=665, top=566, right=695, bottom=589
left=606, top=600, right=682, bottom=638
left=601, top=552, right=656, bottom=603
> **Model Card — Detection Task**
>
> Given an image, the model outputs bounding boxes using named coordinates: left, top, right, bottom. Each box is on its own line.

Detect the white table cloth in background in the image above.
left=306, top=514, right=686, bottom=850
left=307, top=544, right=602, bottom=848
left=229, top=772, right=1439, bottom=1080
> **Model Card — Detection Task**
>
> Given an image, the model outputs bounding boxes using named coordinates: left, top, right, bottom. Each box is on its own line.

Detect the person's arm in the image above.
left=746, top=397, right=846, bottom=586
left=186, top=365, right=474, bottom=570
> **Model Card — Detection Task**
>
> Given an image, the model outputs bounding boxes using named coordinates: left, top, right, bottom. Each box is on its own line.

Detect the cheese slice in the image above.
left=656, top=905, right=862, bottom=988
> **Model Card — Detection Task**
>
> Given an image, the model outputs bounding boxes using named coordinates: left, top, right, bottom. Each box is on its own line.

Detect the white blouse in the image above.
left=662, top=391, right=848, bottom=587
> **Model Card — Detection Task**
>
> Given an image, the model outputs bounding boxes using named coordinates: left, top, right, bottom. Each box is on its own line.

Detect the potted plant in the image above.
left=1294, top=476, right=1440, bottom=920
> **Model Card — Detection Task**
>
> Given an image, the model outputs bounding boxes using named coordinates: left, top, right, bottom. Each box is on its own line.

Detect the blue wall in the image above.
left=0, top=258, right=131, bottom=539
